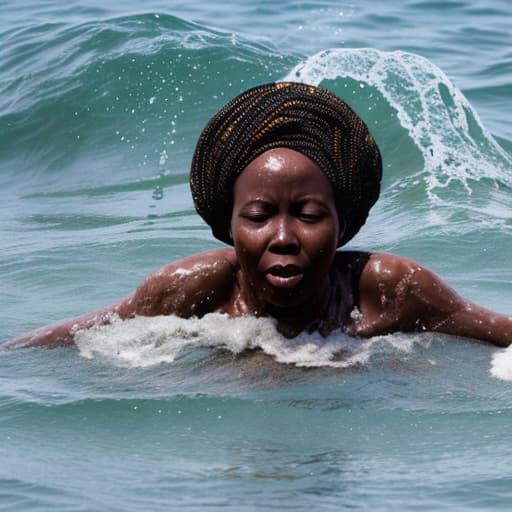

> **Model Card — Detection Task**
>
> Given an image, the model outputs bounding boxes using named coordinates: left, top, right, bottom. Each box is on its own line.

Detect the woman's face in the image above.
left=231, top=147, right=340, bottom=311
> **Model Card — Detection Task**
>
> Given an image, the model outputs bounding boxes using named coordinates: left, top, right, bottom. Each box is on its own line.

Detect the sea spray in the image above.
left=490, top=345, right=512, bottom=381
left=74, top=313, right=426, bottom=369
left=286, top=48, right=512, bottom=196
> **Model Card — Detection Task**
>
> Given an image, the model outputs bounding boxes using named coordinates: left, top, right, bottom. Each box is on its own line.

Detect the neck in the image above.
left=236, top=270, right=335, bottom=338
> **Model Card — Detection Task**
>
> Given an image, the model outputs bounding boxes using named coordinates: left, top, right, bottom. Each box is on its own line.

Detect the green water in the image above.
left=1, top=0, right=512, bottom=510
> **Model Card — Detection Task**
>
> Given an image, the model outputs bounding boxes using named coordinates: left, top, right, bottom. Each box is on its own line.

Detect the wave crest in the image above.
left=286, top=48, right=512, bottom=195
left=74, top=313, right=420, bottom=369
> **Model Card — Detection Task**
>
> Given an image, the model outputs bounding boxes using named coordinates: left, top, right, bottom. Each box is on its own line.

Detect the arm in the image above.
left=4, top=249, right=236, bottom=349
left=3, top=298, right=135, bottom=349
left=351, top=253, right=512, bottom=347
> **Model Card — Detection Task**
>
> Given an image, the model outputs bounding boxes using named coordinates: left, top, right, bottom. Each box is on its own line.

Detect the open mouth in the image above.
left=265, top=265, right=304, bottom=289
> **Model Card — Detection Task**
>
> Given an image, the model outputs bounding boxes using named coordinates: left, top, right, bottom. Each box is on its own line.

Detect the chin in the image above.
left=263, top=287, right=313, bottom=312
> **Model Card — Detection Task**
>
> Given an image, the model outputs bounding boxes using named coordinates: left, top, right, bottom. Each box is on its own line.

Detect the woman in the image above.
left=5, top=82, right=512, bottom=348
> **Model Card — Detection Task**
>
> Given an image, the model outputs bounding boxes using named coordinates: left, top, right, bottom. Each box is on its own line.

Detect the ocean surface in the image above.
left=1, top=0, right=512, bottom=510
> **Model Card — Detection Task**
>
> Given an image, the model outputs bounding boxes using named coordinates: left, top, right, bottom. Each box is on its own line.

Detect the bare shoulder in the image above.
left=360, top=253, right=427, bottom=288
left=130, top=249, right=238, bottom=317
left=353, top=252, right=465, bottom=336
left=3, top=249, right=238, bottom=349
left=148, top=248, right=237, bottom=279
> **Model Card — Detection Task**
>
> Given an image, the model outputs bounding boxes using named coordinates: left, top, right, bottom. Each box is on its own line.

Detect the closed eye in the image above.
left=239, top=202, right=276, bottom=223
left=292, top=202, right=328, bottom=223
left=298, top=212, right=325, bottom=222
left=242, top=213, right=270, bottom=223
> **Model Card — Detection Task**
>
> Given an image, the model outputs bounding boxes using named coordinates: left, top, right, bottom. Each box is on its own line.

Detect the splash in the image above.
left=285, top=49, right=512, bottom=197
left=74, top=313, right=420, bottom=369
left=490, top=347, right=512, bottom=381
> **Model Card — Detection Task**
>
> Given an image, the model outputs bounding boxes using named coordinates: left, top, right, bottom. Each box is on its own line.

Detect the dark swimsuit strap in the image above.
left=334, top=250, right=371, bottom=310
left=349, top=251, right=371, bottom=309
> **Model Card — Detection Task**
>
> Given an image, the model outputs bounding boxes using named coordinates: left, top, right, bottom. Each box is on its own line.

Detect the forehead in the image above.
left=234, top=148, right=334, bottom=199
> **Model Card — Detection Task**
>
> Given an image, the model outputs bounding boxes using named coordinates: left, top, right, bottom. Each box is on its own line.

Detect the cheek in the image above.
left=231, top=213, right=268, bottom=248
left=232, top=224, right=264, bottom=263
left=307, top=224, right=338, bottom=258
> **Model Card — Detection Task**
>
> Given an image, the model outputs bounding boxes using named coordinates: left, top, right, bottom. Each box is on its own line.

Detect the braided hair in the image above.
left=190, top=81, right=382, bottom=246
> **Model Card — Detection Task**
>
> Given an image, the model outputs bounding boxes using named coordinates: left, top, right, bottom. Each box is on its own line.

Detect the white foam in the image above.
left=73, top=313, right=421, bottom=369
left=490, top=348, right=512, bottom=381
left=284, top=49, right=512, bottom=197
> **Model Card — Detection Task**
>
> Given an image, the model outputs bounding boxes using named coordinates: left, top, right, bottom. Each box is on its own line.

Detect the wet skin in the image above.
left=230, top=148, right=340, bottom=321
left=4, top=148, right=512, bottom=348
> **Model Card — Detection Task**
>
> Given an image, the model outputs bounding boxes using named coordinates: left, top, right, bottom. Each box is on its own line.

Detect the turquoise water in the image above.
left=1, top=0, right=512, bottom=510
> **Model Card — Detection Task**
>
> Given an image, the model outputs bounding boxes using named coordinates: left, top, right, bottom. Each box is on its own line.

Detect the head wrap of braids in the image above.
left=190, top=81, right=382, bottom=247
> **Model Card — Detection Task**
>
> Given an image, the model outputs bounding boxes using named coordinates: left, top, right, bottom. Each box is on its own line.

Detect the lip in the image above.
left=265, top=265, right=304, bottom=289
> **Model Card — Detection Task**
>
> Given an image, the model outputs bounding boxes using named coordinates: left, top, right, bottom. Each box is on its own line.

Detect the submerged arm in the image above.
left=3, top=249, right=236, bottom=349
left=352, top=253, right=512, bottom=347
left=3, top=299, right=135, bottom=349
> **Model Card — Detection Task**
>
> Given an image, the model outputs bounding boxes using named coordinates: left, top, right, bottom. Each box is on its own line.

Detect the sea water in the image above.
left=1, top=0, right=512, bottom=510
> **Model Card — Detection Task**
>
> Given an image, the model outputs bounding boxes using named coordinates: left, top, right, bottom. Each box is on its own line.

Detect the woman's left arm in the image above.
left=352, top=253, right=512, bottom=347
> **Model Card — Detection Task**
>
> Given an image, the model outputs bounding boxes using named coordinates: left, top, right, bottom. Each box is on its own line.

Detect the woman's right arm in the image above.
left=3, top=249, right=236, bottom=349
left=3, top=297, right=136, bottom=349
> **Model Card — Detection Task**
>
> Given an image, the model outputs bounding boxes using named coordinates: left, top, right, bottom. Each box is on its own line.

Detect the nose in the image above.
left=268, top=215, right=300, bottom=255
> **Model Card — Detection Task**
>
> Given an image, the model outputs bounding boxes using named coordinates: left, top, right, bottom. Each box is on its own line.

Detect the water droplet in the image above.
left=152, top=186, right=164, bottom=201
